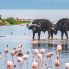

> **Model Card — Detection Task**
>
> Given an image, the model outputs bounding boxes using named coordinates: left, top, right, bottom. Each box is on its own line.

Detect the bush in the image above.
left=6, top=17, right=16, bottom=25
left=0, top=19, right=6, bottom=25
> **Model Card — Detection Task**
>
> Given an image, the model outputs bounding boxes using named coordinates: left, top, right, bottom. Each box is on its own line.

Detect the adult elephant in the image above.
left=27, top=19, right=55, bottom=40
left=54, top=18, right=69, bottom=39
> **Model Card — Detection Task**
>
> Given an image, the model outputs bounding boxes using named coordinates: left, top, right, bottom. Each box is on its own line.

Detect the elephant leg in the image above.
left=38, top=32, right=41, bottom=40
left=51, top=34, right=53, bottom=39
left=65, top=31, right=68, bottom=39
left=51, top=31, right=53, bottom=39
left=61, top=32, right=64, bottom=39
left=33, top=32, right=35, bottom=40
left=48, top=31, right=51, bottom=39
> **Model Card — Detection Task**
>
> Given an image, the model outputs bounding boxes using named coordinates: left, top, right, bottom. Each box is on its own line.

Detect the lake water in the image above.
left=0, top=25, right=69, bottom=69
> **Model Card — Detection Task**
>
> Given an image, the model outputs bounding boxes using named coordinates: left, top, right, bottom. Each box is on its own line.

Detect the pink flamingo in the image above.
left=65, top=63, right=69, bottom=69
left=32, top=61, right=38, bottom=69
left=10, top=49, right=16, bottom=69
left=23, top=54, right=29, bottom=69
left=37, top=53, right=44, bottom=69
left=4, top=45, right=8, bottom=69
left=7, top=61, right=13, bottom=69
left=16, top=45, right=24, bottom=58
left=55, top=56, right=61, bottom=69
left=46, top=52, right=54, bottom=69
left=17, top=45, right=23, bottom=52
left=56, top=45, right=62, bottom=58
left=17, top=57, right=23, bottom=69
left=33, top=49, right=39, bottom=61
left=39, top=48, right=45, bottom=55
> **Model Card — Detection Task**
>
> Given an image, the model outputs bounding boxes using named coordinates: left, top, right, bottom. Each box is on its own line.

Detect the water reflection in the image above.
left=0, top=25, right=69, bottom=69
left=32, top=39, right=69, bottom=53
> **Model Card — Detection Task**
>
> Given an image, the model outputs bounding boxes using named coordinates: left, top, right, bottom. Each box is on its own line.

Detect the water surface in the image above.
left=0, top=25, right=69, bottom=69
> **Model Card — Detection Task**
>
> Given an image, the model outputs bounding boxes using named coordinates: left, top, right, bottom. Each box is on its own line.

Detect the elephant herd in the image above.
left=27, top=18, right=69, bottom=40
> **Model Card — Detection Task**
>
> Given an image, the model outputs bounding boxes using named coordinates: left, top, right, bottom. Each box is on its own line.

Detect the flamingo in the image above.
left=65, top=63, right=69, bottom=69
left=4, top=45, right=8, bottom=69
left=56, top=45, right=62, bottom=58
left=37, top=53, right=44, bottom=69
left=33, top=49, right=39, bottom=61
left=23, top=54, right=29, bottom=69
left=10, top=49, right=16, bottom=69
left=32, top=61, right=38, bottom=69
left=16, top=45, right=24, bottom=57
left=17, top=57, right=23, bottom=69
left=39, top=48, right=45, bottom=55
left=46, top=52, right=54, bottom=69
left=7, top=61, right=13, bottom=69
left=17, top=45, right=23, bottom=52
left=55, top=56, right=61, bottom=69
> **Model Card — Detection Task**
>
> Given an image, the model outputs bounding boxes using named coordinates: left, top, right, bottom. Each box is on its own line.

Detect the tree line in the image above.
left=0, top=15, right=31, bottom=26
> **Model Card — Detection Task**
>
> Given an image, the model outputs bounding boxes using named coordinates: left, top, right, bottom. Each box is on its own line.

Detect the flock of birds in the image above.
left=0, top=41, right=69, bottom=69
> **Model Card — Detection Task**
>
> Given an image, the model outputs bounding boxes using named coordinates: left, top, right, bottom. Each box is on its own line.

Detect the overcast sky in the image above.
left=0, top=9, right=69, bottom=24
left=0, top=0, right=69, bottom=9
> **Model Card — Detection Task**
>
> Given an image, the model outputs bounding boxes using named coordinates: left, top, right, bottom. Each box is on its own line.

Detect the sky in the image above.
left=0, top=9, right=69, bottom=24
left=0, top=0, right=69, bottom=9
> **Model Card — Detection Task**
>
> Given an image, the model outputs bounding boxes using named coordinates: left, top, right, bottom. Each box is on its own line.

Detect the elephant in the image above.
left=27, top=19, right=56, bottom=40
left=54, top=18, right=69, bottom=39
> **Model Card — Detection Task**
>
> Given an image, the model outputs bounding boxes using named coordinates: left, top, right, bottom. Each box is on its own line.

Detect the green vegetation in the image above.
left=0, top=16, right=31, bottom=26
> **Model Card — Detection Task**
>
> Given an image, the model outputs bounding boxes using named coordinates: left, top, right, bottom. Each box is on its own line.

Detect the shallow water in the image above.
left=0, top=25, right=69, bottom=69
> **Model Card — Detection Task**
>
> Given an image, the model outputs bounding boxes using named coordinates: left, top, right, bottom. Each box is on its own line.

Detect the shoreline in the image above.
left=0, top=23, right=29, bottom=26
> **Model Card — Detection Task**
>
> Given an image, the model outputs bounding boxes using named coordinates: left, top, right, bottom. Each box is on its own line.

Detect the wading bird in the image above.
left=32, top=61, right=38, bottom=69
left=4, top=45, right=8, bottom=69
left=7, top=61, right=13, bottom=69
left=65, top=63, right=69, bottom=69
left=46, top=52, right=54, bottom=69
left=23, top=54, right=29, bottom=69
left=55, top=56, right=61, bottom=69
